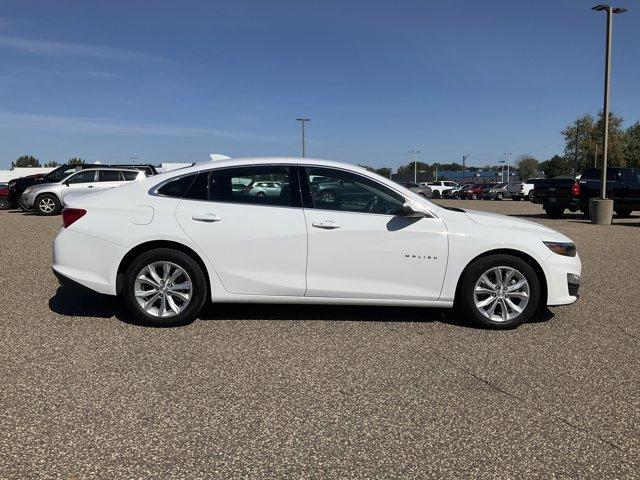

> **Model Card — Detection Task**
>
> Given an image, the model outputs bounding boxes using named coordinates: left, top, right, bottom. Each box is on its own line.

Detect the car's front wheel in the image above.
left=0, top=197, right=8, bottom=210
left=35, top=194, right=61, bottom=215
left=458, top=254, right=541, bottom=329
left=122, top=248, right=207, bottom=327
left=544, top=206, right=564, bottom=218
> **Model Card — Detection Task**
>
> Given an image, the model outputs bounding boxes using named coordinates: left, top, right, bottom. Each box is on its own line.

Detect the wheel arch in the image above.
left=116, top=240, right=211, bottom=297
left=453, top=248, right=548, bottom=306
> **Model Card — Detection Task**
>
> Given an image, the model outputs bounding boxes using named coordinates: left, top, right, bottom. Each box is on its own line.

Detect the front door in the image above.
left=301, top=166, right=448, bottom=301
left=175, top=165, right=308, bottom=296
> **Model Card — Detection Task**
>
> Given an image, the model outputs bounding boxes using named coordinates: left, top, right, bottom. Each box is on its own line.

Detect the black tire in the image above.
left=122, top=248, right=208, bottom=327
left=544, top=206, right=564, bottom=218
left=256, top=191, right=266, bottom=197
left=0, top=197, right=8, bottom=210
left=457, top=254, right=541, bottom=329
left=431, top=191, right=441, bottom=199
left=35, top=193, right=61, bottom=216
left=527, top=191, right=534, bottom=201
left=496, top=193, right=504, bottom=201
left=471, top=193, right=478, bottom=200
left=512, top=195, right=522, bottom=201
left=615, top=208, right=632, bottom=218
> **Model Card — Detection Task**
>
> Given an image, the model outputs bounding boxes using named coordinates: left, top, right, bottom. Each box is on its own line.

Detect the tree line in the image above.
left=10, top=156, right=85, bottom=168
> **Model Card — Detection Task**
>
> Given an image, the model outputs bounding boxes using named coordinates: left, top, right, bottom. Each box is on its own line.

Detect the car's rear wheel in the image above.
left=122, top=248, right=207, bottom=327
left=496, top=193, right=504, bottom=200
left=431, top=191, right=440, bottom=199
left=544, top=206, right=564, bottom=218
left=0, top=197, right=8, bottom=210
left=35, top=194, right=61, bottom=215
left=458, top=254, right=541, bottom=329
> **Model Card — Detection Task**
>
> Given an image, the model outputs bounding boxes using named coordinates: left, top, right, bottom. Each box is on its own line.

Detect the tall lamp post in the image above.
left=409, top=149, right=421, bottom=183
left=498, top=160, right=506, bottom=183
left=502, top=152, right=512, bottom=182
left=296, top=118, right=310, bottom=157
left=462, top=154, right=470, bottom=183
left=591, top=4, right=627, bottom=224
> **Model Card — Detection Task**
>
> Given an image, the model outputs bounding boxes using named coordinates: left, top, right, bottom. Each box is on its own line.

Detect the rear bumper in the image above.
left=52, top=227, right=126, bottom=295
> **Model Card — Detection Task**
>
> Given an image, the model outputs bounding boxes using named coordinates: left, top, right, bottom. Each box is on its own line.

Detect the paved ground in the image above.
left=0, top=201, right=638, bottom=479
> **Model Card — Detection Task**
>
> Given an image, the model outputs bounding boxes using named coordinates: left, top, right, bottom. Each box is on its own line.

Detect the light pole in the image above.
left=573, top=121, right=581, bottom=178
left=296, top=118, right=310, bottom=157
left=409, top=149, right=420, bottom=183
left=591, top=4, right=627, bottom=224
left=502, top=152, right=512, bottom=183
left=462, top=154, right=470, bottom=182
left=498, top=160, right=506, bottom=183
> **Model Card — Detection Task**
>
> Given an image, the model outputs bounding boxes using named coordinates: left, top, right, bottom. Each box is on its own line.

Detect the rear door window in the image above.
left=98, top=170, right=123, bottom=182
left=122, top=170, right=141, bottom=181
left=208, top=166, right=294, bottom=207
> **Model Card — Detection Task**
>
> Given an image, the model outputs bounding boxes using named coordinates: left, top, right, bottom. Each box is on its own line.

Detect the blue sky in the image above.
left=0, top=0, right=638, bottom=170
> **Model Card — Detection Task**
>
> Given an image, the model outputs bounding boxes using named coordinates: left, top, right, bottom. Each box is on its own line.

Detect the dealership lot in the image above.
left=1, top=201, right=638, bottom=478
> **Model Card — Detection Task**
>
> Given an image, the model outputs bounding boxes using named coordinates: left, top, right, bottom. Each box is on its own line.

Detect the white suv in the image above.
left=21, top=168, right=145, bottom=215
left=424, top=181, right=458, bottom=199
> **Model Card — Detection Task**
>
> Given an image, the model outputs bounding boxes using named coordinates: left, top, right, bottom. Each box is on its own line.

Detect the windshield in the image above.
left=46, top=166, right=78, bottom=181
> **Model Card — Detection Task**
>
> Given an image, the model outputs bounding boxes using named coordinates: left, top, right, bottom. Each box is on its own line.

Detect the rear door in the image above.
left=96, top=169, right=125, bottom=192
left=300, top=166, right=448, bottom=301
left=174, top=165, right=308, bottom=296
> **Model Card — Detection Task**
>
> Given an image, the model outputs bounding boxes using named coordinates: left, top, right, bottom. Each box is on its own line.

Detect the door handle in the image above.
left=87, top=185, right=94, bottom=188
left=312, top=220, right=340, bottom=229
left=192, top=213, right=221, bottom=223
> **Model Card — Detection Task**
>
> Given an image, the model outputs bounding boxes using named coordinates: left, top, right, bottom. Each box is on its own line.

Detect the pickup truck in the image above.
left=423, top=181, right=458, bottom=199
left=532, top=168, right=640, bottom=218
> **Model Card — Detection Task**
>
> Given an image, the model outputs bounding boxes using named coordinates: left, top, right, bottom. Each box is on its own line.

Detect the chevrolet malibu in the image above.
left=52, top=158, right=581, bottom=329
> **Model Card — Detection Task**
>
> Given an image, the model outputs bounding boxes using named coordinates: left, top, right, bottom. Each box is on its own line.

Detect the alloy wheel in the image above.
left=134, top=261, right=193, bottom=318
left=473, top=266, right=530, bottom=322
left=39, top=197, right=56, bottom=213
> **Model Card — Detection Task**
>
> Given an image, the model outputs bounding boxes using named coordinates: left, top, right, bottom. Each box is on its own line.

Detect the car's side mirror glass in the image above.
left=63, top=180, right=70, bottom=186
left=400, top=201, right=427, bottom=218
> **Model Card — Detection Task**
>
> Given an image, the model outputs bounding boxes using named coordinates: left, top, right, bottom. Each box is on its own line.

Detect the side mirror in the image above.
left=63, top=180, right=70, bottom=187
left=401, top=201, right=428, bottom=218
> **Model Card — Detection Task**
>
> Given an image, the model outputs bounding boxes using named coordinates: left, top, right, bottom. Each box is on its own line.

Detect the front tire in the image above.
left=431, top=191, right=441, bottom=199
left=35, top=194, right=61, bottom=216
left=544, top=206, right=564, bottom=218
left=122, top=248, right=207, bottom=327
left=0, top=197, right=8, bottom=210
left=457, top=254, right=541, bottom=329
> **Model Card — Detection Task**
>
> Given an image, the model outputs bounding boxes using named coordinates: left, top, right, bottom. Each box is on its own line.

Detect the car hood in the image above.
left=463, top=209, right=559, bottom=235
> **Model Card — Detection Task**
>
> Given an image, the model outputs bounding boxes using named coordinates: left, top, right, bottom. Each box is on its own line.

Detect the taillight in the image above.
left=571, top=181, right=580, bottom=197
left=62, top=208, right=86, bottom=228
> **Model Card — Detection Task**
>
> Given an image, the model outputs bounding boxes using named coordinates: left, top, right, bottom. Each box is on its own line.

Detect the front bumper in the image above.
left=20, top=193, right=36, bottom=209
left=545, top=253, right=582, bottom=306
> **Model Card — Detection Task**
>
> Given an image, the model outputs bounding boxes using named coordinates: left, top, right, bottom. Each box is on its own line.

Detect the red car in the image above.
left=460, top=183, right=484, bottom=200
left=0, top=184, right=9, bottom=209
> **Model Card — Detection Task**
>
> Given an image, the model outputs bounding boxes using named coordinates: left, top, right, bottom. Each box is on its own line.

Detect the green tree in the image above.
left=359, top=165, right=392, bottom=178
left=68, top=157, right=85, bottom=165
left=516, top=155, right=539, bottom=181
left=562, top=111, right=627, bottom=172
left=44, top=161, right=61, bottom=167
left=540, top=155, right=573, bottom=178
left=625, top=121, right=640, bottom=168
left=11, top=155, right=40, bottom=168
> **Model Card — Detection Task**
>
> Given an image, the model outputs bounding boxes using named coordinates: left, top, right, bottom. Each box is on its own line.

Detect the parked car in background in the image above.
left=425, top=181, right=458, bottom=199
left=21, top=168, right=146, bottom=215
left=0, top=183, right=9, bottom=209
left=522, top=178, right=546, bottom=200
left=247, top=181, right=282, bottom=197
left=460, top=183, right=484, bottom=200
left=7, top=163, right=157, bottom=209
left=483, top=183, right=508, bottom=200
left=399, top=181, right=432, bottom=198
left=52, top=157, right=581, bottom=330
left=442, top=183, right=473, bottom=199
left=533, top=168, right=640, bottom=218
left=480, top=183, right=498, bottom=198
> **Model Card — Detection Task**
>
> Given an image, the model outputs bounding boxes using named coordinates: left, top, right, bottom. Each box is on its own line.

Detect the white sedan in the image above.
left=52, top=157, right=581, bottom=329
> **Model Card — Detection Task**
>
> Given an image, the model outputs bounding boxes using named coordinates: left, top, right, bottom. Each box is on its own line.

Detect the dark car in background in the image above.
left=7, top=163, right=157, bottom=208
left=0, top=183, right=9, bottom=209
left=533, top=168, right=640, bottom=218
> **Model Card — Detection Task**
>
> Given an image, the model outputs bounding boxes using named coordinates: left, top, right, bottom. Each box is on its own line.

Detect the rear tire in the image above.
left=122, top=248, right=207, bottom=327
left=457, top=254, right=541, bottom=329
left=0, top=197, right=8, bottom=210
left=35, top=194, right=61, bottom=216
left=544, top=206, right=564, bottom=218
left=496, top=193, right=504, bottom=201
left=431, top=191, right=441, bottom=199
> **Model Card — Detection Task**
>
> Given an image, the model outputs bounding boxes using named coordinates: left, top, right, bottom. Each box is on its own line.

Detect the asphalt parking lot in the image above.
left=1, top=201, right=638, bottom=479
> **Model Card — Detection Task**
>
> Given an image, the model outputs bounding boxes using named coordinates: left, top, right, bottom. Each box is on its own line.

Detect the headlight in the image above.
left=543, top=241, right=576, bottom=257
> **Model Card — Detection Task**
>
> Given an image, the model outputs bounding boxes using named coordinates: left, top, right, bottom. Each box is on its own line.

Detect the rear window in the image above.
left=122, top=171, right=141, bottom=181
left=156, top=174, right=196, bottom=198
left=98, top=170, right=122, bottom=182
